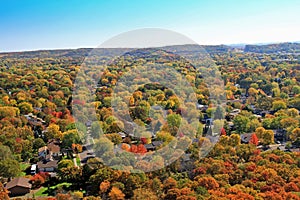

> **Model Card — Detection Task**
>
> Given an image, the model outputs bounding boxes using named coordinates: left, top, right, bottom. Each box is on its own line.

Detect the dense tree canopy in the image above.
left=0, top=45, right=300, bottom=199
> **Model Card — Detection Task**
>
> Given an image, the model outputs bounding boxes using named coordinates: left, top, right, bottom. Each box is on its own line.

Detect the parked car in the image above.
left=30, top=164, right=37, bottom=175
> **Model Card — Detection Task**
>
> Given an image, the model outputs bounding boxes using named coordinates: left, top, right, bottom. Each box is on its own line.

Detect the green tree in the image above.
left=94, top=137, right=114, bottom=157
left=44, top=124, right=62, bottom=141
left=229, top=134, right=241, bottom=146
left=0, top=159, right=21, bottom=178
left=272, top=100, right=287, bottom=111
left=130, top=100, right=150, bottom=122
left=247, top=118, right=261, bottom=133
left=167, top=114, right=182, bottom=136
left=255, top=95, right=272, bottom=111
left=105, top=133, right=122, bottom=145
left=233, top=115, right=250, bottom=134
left=261, top=130, right=274, bottom=145
left=0, top=106, right=19, bottom=119
left=91, top=121, right=102, bottom=138
left=62, top=130, right=82, bottom=148
left=18, top=102, right=33, bottom=114
left=287, top=108, right=299, bottom=117
left=0, top=144, right=13, bottom=160
left=236, top=144, right=256, bottom=162
left=214, top=106, right=225, bottom=120
left=292, top=85, right=300, bottom=94
left=21, top=139, right=33, bottom=161
left=58, top=159, right=74, bottom=170
left=32, top=138, right=46, bottom=151
left=290, top=128, right=300, bottom=142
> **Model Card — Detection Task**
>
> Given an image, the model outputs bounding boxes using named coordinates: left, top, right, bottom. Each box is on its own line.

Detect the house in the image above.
left=47, top=139, right=61, bottom=159
left=241, top=133, right=253, bottom=144
left=24, top=113, right=45, bottom=125
left=47, top=142, right=61, bottom=158
left=37, top=160, right=58, bottom=172
left=260, top=111, right=270, bottom=117
left=44, top=139, right=62, bottom=160
left=181, top=153, right=191, bottom=162
left=5, top=177, right=31, bottom=197
left=118, top=132, right=126, bottom=139
left=197, top=103, right=206, bottom=110
left=145, top=143, right=155, bottom=151
left=145, top=141, right=163, bottom=151
left=34, top=107, right=42, bottom=112
left=192, top=138, right=199, bottom=143
left=85, top=120, right=92, bottom=127
left=200, top=113, right=208, bottom=123
left=205, top=118, right=213, bottom=125
left=38, top=146, right=48, bottom=159
left=152, top=141, right=163, bottom=148
left=229, top=109, right=240, bottom=117
left=274, top=129, right=287, bottom=142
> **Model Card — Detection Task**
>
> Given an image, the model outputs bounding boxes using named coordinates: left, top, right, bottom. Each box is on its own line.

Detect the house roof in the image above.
left=182, top=153, right=191, bottom=162
left=6, top=177, right=31, bottom=190
left=118, top=132, right=126, bottom=138
left=241, top=133, right=253, bottom=143
left=144, top=143, right=155, bottom=150
left=47, top=143, right=60, bottom=153
left=48, top=139, right=61, bottom=145
left=38, top=146, right=48, bottom=153
left=152, top=141, right=163, bottom=147
left=37, top=160, right=58, bottom=168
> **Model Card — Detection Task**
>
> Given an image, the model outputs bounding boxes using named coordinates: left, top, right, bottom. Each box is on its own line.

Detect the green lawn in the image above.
left=76, top=155, right=81, bottom=166
left=34, top=182, right=72, bottom=197
left=34, top=187, right=48, bottom=197
left=19, top=163, right=30, bottom=176
left=20, top=163, right=30, bottom=171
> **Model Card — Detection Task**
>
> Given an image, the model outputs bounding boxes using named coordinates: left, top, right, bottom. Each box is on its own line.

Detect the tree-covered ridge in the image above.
left=244, top=42, right=300, bottom=54
left=1, top=42, right=298, bottom=60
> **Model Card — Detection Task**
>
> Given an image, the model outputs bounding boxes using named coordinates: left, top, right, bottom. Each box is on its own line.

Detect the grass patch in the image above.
left=19, top=171, right=27, bottom=176
left=53, top=182, right=72, bottom=189
left=34, top=182, right=72, bottom=197
left=76, top=155, right=81, bottom=166
left=20, top=163, right=30, bottom=171
left=34, top=187, right=48, bottom=197
left=19, top=163, right=30, bottom=176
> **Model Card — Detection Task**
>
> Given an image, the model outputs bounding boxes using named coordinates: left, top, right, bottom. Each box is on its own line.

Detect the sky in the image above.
left=0, top=0, right=300, bottom=52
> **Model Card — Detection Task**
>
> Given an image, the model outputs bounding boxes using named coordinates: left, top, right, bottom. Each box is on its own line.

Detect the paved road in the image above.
left=78, top=127, right=95, bottom=166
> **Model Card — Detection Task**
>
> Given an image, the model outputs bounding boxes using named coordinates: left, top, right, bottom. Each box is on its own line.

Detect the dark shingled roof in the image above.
left=37, top=160, right=58, bottom=168
left=5, top=177, right=31, bottom=189
left=241, top=133, right=253, bottom=144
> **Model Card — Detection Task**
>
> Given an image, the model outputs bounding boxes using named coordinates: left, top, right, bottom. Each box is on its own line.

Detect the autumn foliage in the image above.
left=30, top=173, right=47, bottom=188
left=109, top=187, right=125, bottom=200
left=129, top=144, right=147, bottom=154
left=249, top=133, right=259, bottom=146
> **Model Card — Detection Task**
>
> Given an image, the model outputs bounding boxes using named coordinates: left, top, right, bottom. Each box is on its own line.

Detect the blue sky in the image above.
left=0, top=0, right=299, bottom=52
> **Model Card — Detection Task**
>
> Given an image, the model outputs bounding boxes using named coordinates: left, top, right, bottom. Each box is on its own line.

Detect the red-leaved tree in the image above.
left=249, top=133, right=259, bottom=146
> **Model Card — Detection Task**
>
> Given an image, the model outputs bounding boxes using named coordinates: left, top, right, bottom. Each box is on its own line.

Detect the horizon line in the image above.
left=0, top=41, right=299, bottom=54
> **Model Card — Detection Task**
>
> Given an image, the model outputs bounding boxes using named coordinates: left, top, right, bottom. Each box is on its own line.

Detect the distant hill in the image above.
left=163, top=44, right=234, bottom=54
left=0, top=44, right=235, bottom=59
left=244, top=42, right=300, bottom=53
left=0, top=48, right=93, bottom=59
left=2, top=42, right=300, bottom=58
